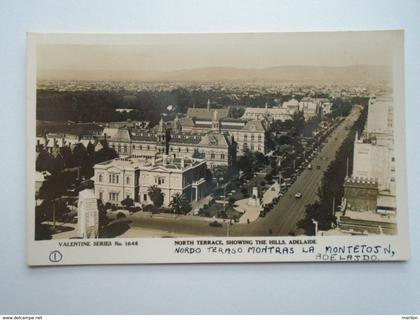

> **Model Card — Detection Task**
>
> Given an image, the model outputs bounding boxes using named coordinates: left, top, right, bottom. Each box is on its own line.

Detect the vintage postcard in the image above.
left=27, top=31, right=409, bottom=265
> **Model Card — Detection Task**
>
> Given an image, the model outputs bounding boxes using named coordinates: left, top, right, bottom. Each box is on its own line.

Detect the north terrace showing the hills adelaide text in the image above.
left=27, top=31, right=409, bottom=265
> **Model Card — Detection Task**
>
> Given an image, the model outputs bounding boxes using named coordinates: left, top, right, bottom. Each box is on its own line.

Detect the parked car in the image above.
left=294, top=192, right=303, bottom=199
left=209, top=221, right=222, bottom=228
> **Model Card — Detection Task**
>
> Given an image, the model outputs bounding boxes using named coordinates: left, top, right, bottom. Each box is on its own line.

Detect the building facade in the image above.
left=93, top=155, right=207, bottom=207
left=104, top=117, right=236, bottom=169
left=93, top=158, right=141, bottom=204
left=336, top=96, right=396, bottom=235
left=181, top=107, right=267, bottom=155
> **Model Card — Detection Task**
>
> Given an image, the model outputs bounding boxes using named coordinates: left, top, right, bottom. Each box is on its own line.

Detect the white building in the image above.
left=352, top=133, right=395, bottom=194
left=366, top=96, right=394, bottom=146
left=93, top=155, right=207, bottom=207
left=299, top=98, right=320, bottom=120
left=138, top=156, right=207, bottom=207
left=93, top=157, right=141, bottom=204
left=281, top=98, right=300, bottom=114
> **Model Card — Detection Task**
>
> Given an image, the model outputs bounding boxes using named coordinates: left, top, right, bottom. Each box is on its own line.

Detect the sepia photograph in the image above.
left=26, top=31, right=409, bottom=265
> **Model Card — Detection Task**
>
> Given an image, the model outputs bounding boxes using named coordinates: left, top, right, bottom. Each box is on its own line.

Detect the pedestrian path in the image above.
left=262, top=182, right=281, bottom=205
left=235, top=199, right=262, bottom=224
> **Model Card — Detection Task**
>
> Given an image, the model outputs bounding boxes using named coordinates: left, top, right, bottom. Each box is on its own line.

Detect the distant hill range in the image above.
left=40, top=65, right=391, bottom=84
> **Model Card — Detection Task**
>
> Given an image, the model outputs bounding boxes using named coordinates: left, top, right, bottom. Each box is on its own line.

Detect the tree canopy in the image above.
left=147, top=185, right=164, bottom=209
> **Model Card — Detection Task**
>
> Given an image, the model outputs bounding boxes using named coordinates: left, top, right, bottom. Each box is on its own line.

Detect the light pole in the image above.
left=223, top=184, right=227, bottom=213
left=226, top=219, right=230, bottom=237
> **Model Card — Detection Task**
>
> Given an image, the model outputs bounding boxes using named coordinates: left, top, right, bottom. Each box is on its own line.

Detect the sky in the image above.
left=36, top=31, right=402, bottom=80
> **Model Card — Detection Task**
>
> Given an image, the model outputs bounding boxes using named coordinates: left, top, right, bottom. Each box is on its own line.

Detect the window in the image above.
left=99, top=192, right=103, bottom=200
left=140, top=145, right=143, bottom=150
left=147, top=145, right=150, bottom=150
left=258, top=135, right=262, bottom=142
left=155, top=177, right=165, bottom=185
left=98, top=174, right=103, bottom=182
left=143, top=194, right=147, bottom=201
left=244, top=134, right=248, bottom=141
left=211, top=153, right=215, bottom=159
left=108, top=192, right=119, bottom=202
left=221, top=154, right=225, bottom=160
left=132, top=145, right=135, bottom=150
left=124, top=145, right=128, bottom=153
left=118, top=145, right=121, bottom=152
left=109, top=174, right=119, bottom=184
left=251, top=134, right=254, bottom=141
left=126, top=176, right=130, bottom=184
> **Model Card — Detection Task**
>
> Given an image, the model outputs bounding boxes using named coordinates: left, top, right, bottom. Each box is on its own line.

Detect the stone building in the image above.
left=93, top=155, right=207, bottom=207
left=180, top=107, right=267, bottom=155
left=104, top=116, right=237, bottom=171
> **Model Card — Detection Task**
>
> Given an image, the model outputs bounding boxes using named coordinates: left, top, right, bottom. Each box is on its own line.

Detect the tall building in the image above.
left=337, top=96, right=396, bottom=235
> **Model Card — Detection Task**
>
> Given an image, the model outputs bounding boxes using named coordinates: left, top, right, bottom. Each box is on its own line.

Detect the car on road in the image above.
left=209, top=221, right=223, bottom=228
left=294, top=192, right=303, bottom=199
left=307, top=164, right=312, bottom=169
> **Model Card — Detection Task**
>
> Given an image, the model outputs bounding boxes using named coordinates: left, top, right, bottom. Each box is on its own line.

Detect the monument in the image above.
left=247, top=186, right=261, bottom=206
left=77, top=189, right=99, bottom=238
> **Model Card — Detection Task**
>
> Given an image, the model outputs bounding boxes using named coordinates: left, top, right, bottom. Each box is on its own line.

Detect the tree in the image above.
left=169, top=193, right=191, bottom=214
left=147, top=185, right=164, bottom=209
left=237, top=150, right=255, bottom=178
left=36, top=149, right=53, bottom=173
left=50, top=154, right=65, bottom=175
left=291, top=111, right=305, bottom=136
left=277, top=134, right=294, bottom=145
left=59, top=146, right=75, bottom=168
left=97, top=199, right=108, bottom=238
left=38, top=171, right=73, bottom=229
left=35, top=202, right=52, bottom=240
left=254, top=152, right=267, bottom=169
left=72, top=143, right=88, bottom=168
left=121, top=196, right=134, bottom=208
left=213, top=166, right=228, bottom=186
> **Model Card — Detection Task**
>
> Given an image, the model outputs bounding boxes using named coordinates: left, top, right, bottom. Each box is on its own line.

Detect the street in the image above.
left=230, top=107, right=361, bottom=236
